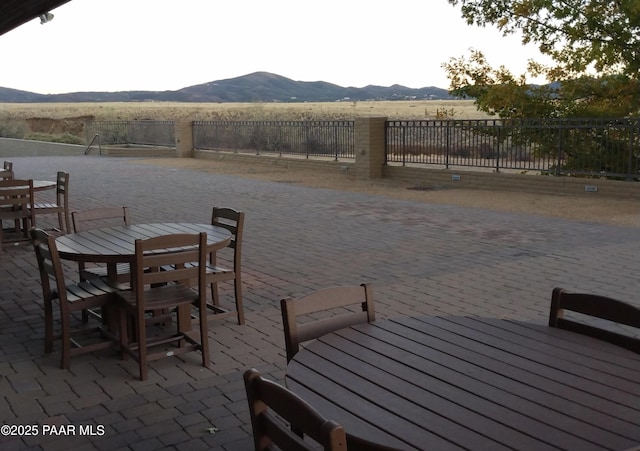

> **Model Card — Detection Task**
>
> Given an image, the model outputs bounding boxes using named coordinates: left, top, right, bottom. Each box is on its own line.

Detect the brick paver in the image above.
left=1, top=156, right=639, bottom=450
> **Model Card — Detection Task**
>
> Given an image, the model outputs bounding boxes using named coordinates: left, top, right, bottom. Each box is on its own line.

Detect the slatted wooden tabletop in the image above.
left=286, top=315, right=640, bottom=451
left=55, top=223, right=231, bottom=264
left=31, top=180, right=56, bottom=192
left=0, top=179, right=54, bottom=191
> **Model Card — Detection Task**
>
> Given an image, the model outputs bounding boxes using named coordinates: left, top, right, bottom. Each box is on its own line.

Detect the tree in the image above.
left=443, top=0, right=640, bottom=118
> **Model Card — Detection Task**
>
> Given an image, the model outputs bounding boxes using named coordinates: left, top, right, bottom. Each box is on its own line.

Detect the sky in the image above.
left=0, top=0, right=548, bottom=95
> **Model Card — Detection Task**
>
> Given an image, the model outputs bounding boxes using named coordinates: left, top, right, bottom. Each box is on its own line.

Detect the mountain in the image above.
left=0, top=72, right=453, bottom=103
left=0, top=86, right=47, bottom=102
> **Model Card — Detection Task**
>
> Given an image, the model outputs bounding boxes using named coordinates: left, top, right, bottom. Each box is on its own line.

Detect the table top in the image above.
left=0, top=179, right=55, bottom=191
left=286, top=315, right=640, bottom=451
left=55, top=223, right=232, bottom=263
left=32, top=180, right=56, bottom=191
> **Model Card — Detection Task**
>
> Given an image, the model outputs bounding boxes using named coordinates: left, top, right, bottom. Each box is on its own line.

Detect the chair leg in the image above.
left=57, top=212, right=64, bottom=234
left=136, top=315, right=148, bottom=381
left=21, top=218, right=29, bottom=238
left=210, top=282, right=221, bottom=307
left=198, top=302, right=210, bottom=368
left=234, top=276, right=245, bottom=325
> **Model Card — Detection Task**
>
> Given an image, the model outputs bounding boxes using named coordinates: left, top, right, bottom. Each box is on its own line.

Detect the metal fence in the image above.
left=193, top=120, right=355, bottom=160
left=85, top=120, right=175, bottom=147
left=386, top=118, right=640, bottom=180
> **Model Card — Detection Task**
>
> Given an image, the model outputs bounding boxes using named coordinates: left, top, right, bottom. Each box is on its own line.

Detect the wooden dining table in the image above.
left=32, top=180, right=57, bottom=192
left=55, top=223, right=232, bottom=280
left=55, top=223, right=232, bottom=331
left=286, top=315, right=640, bottom=451
left=0, top=179, right=57, bottom=192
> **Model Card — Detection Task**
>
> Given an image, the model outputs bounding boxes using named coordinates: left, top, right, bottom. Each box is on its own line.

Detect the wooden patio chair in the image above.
left=116, top=232, right=209, bottom=381
left=243, top=368, right=347, bottom=451
left=281, top=283, right=375, bottom=363
left=549, top=287, right=640, bottom=354
left=30, top=228, right=122, bottom=369
left=71, top=206, right=131, bottom=283
left=183, top=207, right=245, bottom=324
left=0, top=179, right=35, bottom=253
left=33, top=171, right=70, bottom=234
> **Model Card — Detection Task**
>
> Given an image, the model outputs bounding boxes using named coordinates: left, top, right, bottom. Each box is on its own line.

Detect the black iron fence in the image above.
left=86, top=120, right=175, bottom=147
left=193, top=120, right=355, bottom=160
left=386, top=118, right=640, bottom=180
left=84, top=117, right=639, bottom=180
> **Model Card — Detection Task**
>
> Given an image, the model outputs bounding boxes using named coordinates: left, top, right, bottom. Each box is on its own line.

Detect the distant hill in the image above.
left=0, top=72, right=454, bottom=103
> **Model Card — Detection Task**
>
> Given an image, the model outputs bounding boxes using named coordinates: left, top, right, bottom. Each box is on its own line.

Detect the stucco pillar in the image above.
left=174, top=120, right=194, bottom=158
left=354, top=117, right=387, bottom=180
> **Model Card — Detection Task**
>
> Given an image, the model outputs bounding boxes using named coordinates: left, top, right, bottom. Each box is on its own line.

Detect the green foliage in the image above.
left=444, top=0, right=640, bottom=118
left=25, top=132, right=84, bottom=145
left=443, top=1, right=640, bottom=178
left=0, top=120, right=26, bottom=138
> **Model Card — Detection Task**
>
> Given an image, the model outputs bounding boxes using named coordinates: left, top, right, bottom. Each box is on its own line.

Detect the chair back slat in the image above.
left=0, top=179, right=34, bottom=210
left=244, top=368, right=347, bottom=451
left=72, top=206, right=130, bottom=232
left=56, top=171, right=69, bottom=197
left=31, top=228, right=69, bottom=309
left=133, top=233, right=207, bottom=299
left=549, top=287, right=640, bottom=354
left=211, top=207, right=244, bottom=254
left=135, top=235, right=203, bottom=285
left=281, top=283, right=375, bottom=363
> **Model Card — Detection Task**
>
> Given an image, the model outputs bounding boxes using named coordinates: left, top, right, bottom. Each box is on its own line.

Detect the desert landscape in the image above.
left=0, top=100, right=489, bottom=143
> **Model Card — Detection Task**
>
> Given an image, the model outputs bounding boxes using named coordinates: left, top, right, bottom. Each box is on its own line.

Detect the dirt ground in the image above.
left=139, top=158, right=640, bottom=228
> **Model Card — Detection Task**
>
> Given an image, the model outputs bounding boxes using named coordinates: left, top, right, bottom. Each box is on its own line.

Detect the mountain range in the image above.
left=0, top=71, right=453, bottom=103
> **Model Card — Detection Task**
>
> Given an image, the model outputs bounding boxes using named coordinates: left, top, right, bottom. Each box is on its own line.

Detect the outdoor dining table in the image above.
left=31, top=180, right=57, bottom=192
left=0, top=179, right=55, bottom=191
left=55, top=222, right=232, bottom=278
left=285, top=315, right=640, bottom=451
left=55, top=223, right=232, bottom=329
left=0, top=179, right=57, bottom=192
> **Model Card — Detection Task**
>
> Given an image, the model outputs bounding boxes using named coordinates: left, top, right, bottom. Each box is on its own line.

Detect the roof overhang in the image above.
left=0, top=0, right=72, bottom=35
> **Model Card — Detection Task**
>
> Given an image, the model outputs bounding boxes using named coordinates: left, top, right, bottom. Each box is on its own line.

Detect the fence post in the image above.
left=175, top=120, right=194, bottom=158
left=445, top=121, right=451, bottom=169
left=495, top=123, right=501, bottom=173
left=627, top=121, right=636, bottom=181
left=354, top=117, right=387, bottom=180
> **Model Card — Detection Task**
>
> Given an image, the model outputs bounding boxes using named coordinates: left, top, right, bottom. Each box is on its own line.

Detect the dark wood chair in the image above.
left=33, top=171, right=70, bottom=234
left=281, top=283, right=375, bottom=363
left=0, top=179, right=35, bottom=253
left=549, top=287, right=640, bottom=353
left=243, top=368, right=347, bottom=451
left=198, top=207, right=245, bottom=324
left=71, top=206, right=131, bottom=282
left=116, top=232, right=209, bottom=380
left=30, top=228, right=122, bottom=369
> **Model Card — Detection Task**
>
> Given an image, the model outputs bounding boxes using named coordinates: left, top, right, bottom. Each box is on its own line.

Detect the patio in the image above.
left=1, top=155, right=639, bottom=450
